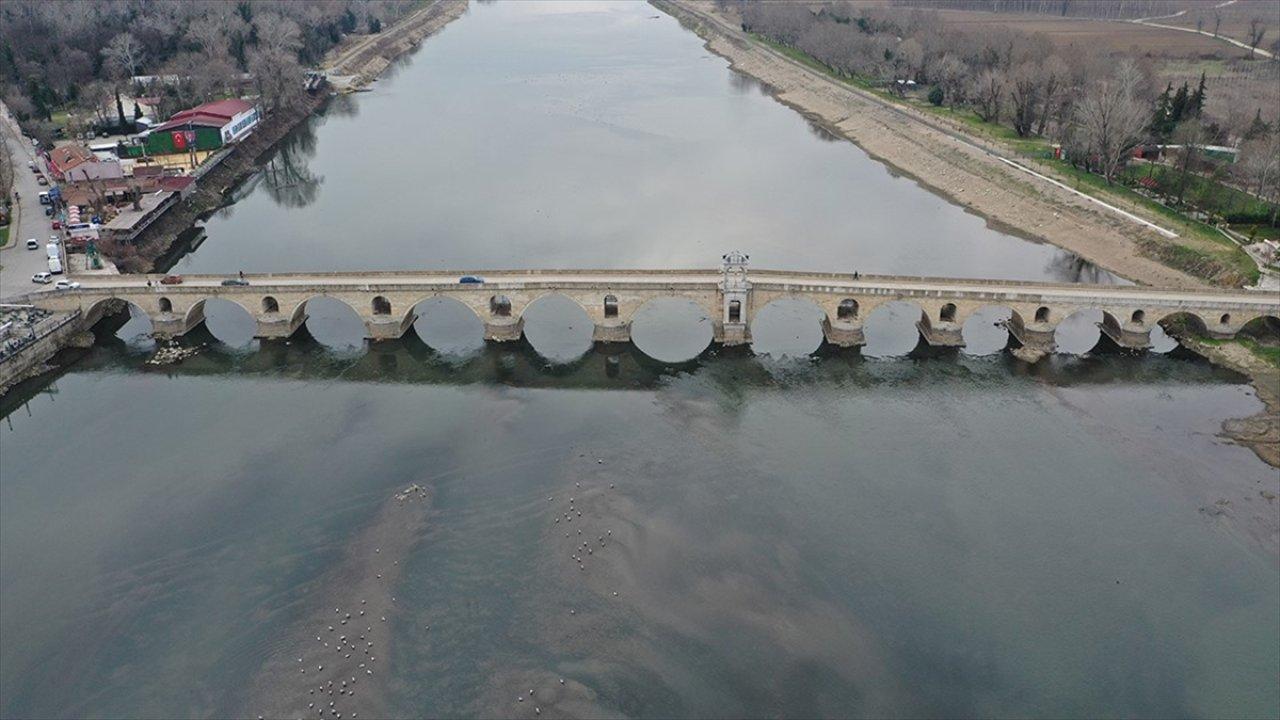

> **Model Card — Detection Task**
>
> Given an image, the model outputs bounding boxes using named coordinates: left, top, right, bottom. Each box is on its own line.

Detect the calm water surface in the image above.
left=1, top=2, right=1277, bottom=719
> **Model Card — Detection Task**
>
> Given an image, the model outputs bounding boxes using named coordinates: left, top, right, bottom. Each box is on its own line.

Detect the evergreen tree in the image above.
left=1151, top=82, right=1173, bottom=138
left=1244, top=108, right=1271, bottom=140
left=1188, top=72, right=1207, bottom=118
left=1170, top=82, right=1189, bottom=124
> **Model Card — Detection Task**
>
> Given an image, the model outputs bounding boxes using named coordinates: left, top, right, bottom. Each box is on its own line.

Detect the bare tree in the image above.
left=1008, top=62, right=1041, bottom=136
left=1240, top=130, right=1280, bottom=224
left=1073, top=59, right=1150, bottom=184
left=102, top=32, right=144, bottom=79
left=254, top=12, right=304, bottom=56
left=1212, top=8, right=1222, bottom=37
left=970, top=68, right=1005, bottom=123
left=1035, top=55, right=1069, bottom=135
left=1169, top=120, right=1207, bottom=206
left=248, top=46, right=305, bottom=113
left=1247, top=17, right=1267, bottom=57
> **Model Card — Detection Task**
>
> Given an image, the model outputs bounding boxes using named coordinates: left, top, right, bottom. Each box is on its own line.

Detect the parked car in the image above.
left=36, top=175, right=47, bottom=185
left=47, top=257, right=62, bottom=274
left=32, top=272, right=52, bottom=284
left=49, top=235, right=60, bottom=244
left=160, top=274, right=183, bottom=285
left=26, top=238, right=38, bottom=250
left=221, top=278, right=250, bottom=286
left=459, top=275, right=485, bottom=284
left=51, top=220, right=61, bottom=230
left=55, top=280, right=81, bottom=291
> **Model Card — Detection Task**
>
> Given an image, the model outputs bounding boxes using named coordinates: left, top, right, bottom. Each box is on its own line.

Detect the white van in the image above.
left=48, top=257, right=63, bottom=274
left=46, top=243, right=59, bottom=260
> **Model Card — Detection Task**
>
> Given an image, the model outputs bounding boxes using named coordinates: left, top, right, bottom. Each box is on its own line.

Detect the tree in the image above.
left=1247, top=17, right=1267, bottom=57
left=928, top=85, right=944, bottom=106
left=1008, top=62, right=1041, bottom=137
left=1035, top=55, right=1068, bottom=135
left=133, top=101, right=143, bottom=120
left=1073, top=59, right=1150, bottom=184
left=971, top=68, right=1005, bottom=123
left=1212, top=8, right=1222, bottom=37
left=115, top=88, right=127, bottom=131
left=1170, top=120, right=1207, bottom=206
left=1170, top=81, right=1189, bottom=123
left=102, top=32, right=144, bottom=79
left=253, top=12, right=303, bottom=56
left=1239, top=130, right=1280, bottom=224
left=1244, top=109, right=1272, bottom=140
left=248, top=46, right=304, bottom=113
left=1151, top=82, right=1174, bottom=139
left=1188, top=72, right=1206, bottom=118
left=368, top=17, right=382, bottom=34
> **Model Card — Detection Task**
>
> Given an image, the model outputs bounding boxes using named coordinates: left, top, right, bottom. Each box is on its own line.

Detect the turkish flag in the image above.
left=172, top=131, right=187, bottom=150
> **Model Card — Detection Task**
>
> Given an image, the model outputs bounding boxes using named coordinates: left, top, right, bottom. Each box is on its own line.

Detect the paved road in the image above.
left=0, top=104, right=60, bottom=301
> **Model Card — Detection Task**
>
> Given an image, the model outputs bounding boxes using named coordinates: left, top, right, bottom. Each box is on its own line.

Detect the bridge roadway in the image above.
left=18, top=255, right=1280, bottom=359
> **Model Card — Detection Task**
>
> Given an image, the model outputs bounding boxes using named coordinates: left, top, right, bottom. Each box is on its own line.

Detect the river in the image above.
left=1, top=2, right=1277, bottom=718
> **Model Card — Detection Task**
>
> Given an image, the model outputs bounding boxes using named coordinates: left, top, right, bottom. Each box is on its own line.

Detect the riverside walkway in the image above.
left=16, top=253, right=1280, bottom=358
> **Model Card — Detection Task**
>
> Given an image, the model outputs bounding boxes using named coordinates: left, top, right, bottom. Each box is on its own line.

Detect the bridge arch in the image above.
left=629, top=295, right=714, bottom=363
left=262, top=296, right=280, bottom=313
left=489, top=294, right=512, bottom=317
left=158, top=296, right=173, bottom=314
left=751, top=295, right=826, bottom=357
left=372, top=295, right=392, bottom=316
left=84, top=297, right=155, bottom=345
left=408, top=295, right=486, bottom=356
left=186, top=297, right=257, bottom=347
left=287, top=295, right=364, bottom=350
left=837, top=298, right=859, bottom=320
left=603, top=294, right=619, bottom=319
left=862, top=300, right=926, bottom=357
left=520, top=292, right=594, bottom=364
left=1054, top=308, right=1106, bottom=354
left=960, top=304, right=1025, bottom=356
left=1238, top=314, right=1280, bottom=339
left=939, top=303, right=958, bottom=323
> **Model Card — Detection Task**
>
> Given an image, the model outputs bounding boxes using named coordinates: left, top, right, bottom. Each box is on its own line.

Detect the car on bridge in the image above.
left=160, top=274, right=184, bottom=285
left=221, top=278, right=250, bottom=286
left=55, top=280, right=80, bottom=291
left=459, top=275, right=485, bottom=284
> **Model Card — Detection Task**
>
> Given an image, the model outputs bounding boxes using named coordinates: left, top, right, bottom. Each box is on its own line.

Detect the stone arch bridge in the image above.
left=23, top=255, right=1279, bottom=359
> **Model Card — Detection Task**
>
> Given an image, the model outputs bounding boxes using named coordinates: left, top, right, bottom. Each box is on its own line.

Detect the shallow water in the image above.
left=1, top=2, right=1277, bottom=718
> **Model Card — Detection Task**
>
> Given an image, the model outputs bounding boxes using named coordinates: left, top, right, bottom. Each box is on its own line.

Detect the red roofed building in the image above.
left=46, top=144, right=97, bottom=180
left=124, top=98, right=260, bottom=158
left=152, top=98, right=260, bottom=143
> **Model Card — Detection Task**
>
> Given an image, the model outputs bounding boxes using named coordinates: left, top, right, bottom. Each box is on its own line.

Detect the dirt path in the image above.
left=324, top=0, right=470, bottom=88
left=655, top=0, right=1214, bottom=289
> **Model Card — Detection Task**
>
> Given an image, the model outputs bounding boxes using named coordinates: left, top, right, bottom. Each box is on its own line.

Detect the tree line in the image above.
left=731, top=0, right=1279, bottom=224
left=0, top=0, right=415, bottom=146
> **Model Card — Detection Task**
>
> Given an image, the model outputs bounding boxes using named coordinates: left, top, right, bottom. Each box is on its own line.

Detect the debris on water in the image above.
left=147, top=342, right=205, bottom=365
left=394, top=484, right=428, bottom=503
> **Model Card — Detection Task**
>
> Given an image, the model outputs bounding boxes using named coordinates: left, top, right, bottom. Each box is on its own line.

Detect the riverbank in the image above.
left=1177, top=334, right=1280, bottom=469
left=653, top=0, right=1238, bottom=290
left=112, top=0, right=470, bottom=274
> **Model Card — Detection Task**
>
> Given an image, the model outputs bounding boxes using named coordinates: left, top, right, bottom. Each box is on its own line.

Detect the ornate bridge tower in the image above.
left=717, top=250, right=751, bottom=346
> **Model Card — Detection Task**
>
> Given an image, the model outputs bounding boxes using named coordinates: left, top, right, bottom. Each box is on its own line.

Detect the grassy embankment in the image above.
left=749, top=33, right=1263, bottom=285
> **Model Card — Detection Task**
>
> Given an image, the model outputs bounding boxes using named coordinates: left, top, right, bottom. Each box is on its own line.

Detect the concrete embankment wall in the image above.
left=0, top=311, right=91, bottom=396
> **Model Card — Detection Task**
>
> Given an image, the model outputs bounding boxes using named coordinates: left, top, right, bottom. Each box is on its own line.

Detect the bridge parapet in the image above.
left=13, top=260, right=1276, bottom=358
